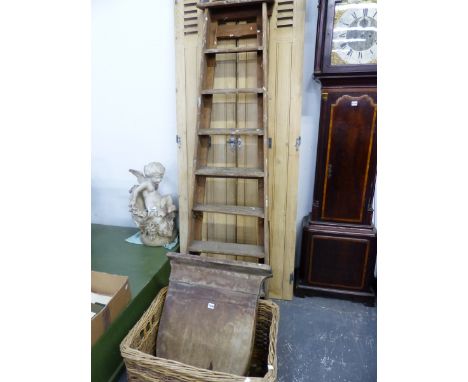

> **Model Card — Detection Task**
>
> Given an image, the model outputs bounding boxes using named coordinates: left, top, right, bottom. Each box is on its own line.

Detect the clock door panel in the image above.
left=311, top=88, right=377, bottom=225
left=322, top=94, right=376, bottom=222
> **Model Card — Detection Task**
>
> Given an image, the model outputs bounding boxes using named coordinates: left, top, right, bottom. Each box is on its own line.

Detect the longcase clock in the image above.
left=295, top=0, right=377, bottom=304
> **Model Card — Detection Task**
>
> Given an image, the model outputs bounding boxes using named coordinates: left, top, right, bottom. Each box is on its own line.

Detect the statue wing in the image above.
left=129, top=169, right=146, bottom=184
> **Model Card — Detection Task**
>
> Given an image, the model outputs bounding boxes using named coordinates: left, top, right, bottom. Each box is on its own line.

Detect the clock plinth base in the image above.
left=295, top=281, right=376, bottom=307
left=295, top=217, right=376, bottom=306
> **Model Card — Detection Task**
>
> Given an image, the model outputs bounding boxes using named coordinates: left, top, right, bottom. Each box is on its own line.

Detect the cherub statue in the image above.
left=129, top=162, right=177, bottom=246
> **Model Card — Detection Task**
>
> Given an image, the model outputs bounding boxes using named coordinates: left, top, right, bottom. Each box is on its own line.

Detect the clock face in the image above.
left=331, top=0, right=377, bottom=66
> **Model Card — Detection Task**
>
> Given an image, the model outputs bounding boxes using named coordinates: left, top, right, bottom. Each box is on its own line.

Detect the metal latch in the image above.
left=295, top=136, right=301, bottom=151
left=227, top=136, right=242, bottom=150
left=176, top=134, right=181, bottom=148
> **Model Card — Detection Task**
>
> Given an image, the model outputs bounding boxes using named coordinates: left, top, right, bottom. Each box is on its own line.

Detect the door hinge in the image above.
left=289, top=272, right=294, bottom=284
left=176, top=134, right=181, bottom=148
left=268, top=137, right=272, bottom=149
left=295, top=136, right=301, bottom=151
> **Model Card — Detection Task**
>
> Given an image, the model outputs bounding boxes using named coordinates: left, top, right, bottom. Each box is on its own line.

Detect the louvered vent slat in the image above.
left=184, top=0, right=199, bottom=35
left=277, top=0, right=294, bottom=28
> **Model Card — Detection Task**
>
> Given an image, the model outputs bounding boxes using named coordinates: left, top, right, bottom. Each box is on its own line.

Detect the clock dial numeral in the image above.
left=373, top=10, right=377, bottom=18
left=340, top=43, right=347, bottom=49
left=358, top=51, right=362, bottom=59
left=347, top=49, right=353, bottom=57
left=352, top=11, right=358, bottom=19
left=363, top=8, right=368, bottom=17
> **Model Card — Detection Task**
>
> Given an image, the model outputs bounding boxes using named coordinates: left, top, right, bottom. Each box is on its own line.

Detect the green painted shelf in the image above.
left=91, top=224, right=178, bottom=382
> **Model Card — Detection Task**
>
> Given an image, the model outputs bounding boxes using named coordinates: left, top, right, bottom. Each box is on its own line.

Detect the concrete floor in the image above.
left=274, top=296, right=376, bottom=382
left=118, top=296, right=376, bottom=382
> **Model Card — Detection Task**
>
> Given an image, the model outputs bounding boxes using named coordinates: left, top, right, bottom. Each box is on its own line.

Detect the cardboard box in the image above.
left=91, top=271, right=131, bottom=346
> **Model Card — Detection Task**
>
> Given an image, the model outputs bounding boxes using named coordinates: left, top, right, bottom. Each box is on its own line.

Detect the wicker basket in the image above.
left=120, top=287, right=279, bottom=382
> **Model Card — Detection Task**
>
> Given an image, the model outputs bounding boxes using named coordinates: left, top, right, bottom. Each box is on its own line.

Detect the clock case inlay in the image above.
left=295, top=0, right=377, bottom=305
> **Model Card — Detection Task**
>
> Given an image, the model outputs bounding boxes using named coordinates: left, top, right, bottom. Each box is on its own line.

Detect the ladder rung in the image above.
left=188, top=240, right=265, bottom=259
left=198, top=128, right=264, bottom=136
left=193, top=204, right=264, bottom=218
left=197, top=0, right=274, bottom=10
left=195, top=167, right=264, bottom=178
left=216, top=22, right=258, bottom=39
left=201, top=88, right=265, bottom=95
left=204, top=46, right=263, bottom=54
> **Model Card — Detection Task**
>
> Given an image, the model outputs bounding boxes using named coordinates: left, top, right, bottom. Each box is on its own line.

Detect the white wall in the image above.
left=294, top=0, right=322, bottom=266
left=92, top=0, right=177, bottom=227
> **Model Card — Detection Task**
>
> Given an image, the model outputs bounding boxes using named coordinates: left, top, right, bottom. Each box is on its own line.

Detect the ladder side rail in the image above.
left=261, top=1, right=270, bottom=265
left=190, top=9, right=211, bottom=246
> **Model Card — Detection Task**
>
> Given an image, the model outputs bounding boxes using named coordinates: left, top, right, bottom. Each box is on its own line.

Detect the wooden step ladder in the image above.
left=188, top=0, right=273, bottom=264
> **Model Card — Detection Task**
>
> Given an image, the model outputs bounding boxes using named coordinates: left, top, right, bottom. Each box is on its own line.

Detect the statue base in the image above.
left=141, top=230, right=177, bottom=247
